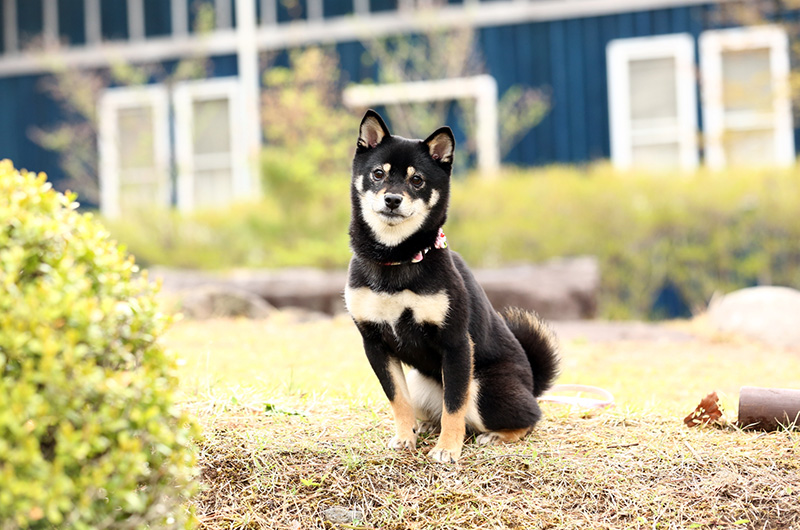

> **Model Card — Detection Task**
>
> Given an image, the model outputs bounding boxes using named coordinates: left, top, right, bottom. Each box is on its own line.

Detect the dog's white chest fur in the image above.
left=345, top=286, right=449, bottom=327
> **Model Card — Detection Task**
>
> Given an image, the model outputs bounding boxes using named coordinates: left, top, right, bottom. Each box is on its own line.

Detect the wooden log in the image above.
left=737, top=386, right=800, bottom=431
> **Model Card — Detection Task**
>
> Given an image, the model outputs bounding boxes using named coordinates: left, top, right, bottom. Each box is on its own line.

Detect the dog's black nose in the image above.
left=384, top=194, right=403, bottom=210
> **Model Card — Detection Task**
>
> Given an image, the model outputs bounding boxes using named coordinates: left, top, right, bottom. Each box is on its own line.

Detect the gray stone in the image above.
left=152, top=267, right=347, bottom=316
left=322, top=507, right=365, bottom=525
left=474, top=256, right=599, bottom=320
left=151, top=256, right=599, bottom=320
left=179, top=285, right=275, bottom=319
left=707, top=286, right=800, bottom=348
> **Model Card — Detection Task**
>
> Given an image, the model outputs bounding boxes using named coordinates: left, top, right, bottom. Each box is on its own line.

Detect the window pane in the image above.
left=191, top=95, right=233, bottom=208
left=324, top=0, right=352, bottom=17
left=193, top=97, right=231, bottom=155
left=193, top=168, right=233, bottom=208
left=58, top=0, right=86, bottom=46
left=100, top=0, right=129, bottom=40
left=629, top=57, right=678, bottom=122
left=144, top=0, right=171, bottom=37
left=722, top=48, right=772, bottom=114
left=118, top=107, right=155, bottom=169
left=277, top=0, right=306, bottom=22
left=723, top=129, right=775, bottom=165
left=119, top=171, right=161, bottom=211
left=631, top=143, right=681, bottom=168
left=17, top=0, right=43, bottom=49
left=369, top=0, right=395, bottom=13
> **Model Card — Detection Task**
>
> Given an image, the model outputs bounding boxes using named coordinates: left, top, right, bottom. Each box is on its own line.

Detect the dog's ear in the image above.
left=424, top=126, right=455, bottom=166
left=358, top=110, right=390, bottom=149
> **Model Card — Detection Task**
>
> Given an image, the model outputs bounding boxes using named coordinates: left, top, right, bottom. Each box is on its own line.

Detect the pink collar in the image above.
left=382, top=228, right=448, bottom=266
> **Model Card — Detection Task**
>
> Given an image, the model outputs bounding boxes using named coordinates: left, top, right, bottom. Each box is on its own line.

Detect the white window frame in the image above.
left=700, top=25, right=794, bottom=169
left=98, top=85, right=171, bottom=218
left=607, top=33, right=699, bottom=171
left=342, top=75, right=499, bottom=173
left=173, top=77, right=248, bottom=212
left=2, top=0, right=18, bottom=53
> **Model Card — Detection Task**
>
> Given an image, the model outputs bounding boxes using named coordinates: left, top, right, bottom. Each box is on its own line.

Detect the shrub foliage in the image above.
left=448, top=165, right=800, bottom=318
left=0, top=160, right=197, bottom=529
left=105, top=164, right=800, bottom=320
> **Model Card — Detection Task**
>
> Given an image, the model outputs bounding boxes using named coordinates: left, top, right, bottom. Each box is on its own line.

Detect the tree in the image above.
left=29, top=3, right=216, bottom=204
left=363, top=22, right=549, bottom=170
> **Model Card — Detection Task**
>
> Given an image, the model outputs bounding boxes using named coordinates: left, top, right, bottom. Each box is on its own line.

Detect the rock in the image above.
left=275, top=307, right=332, bottom=324
left=150, top=257, right=599, bottom=320
left=322, top=507, right=365, bottom=525
left=707, top=286, right=800, bottom=348
left=179, top=285, right=275, bottom=319
left=152, top=267, right=347, bottom=316
left=474, top=256, right=599, bottom=319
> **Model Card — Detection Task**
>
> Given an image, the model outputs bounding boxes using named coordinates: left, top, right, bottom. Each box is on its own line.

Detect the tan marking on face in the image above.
left=382, top=163, right=391, bottom=173
left=407, top=166, right=416, bottom=177
left=354, top=175, right=364, bottom=194
left=344, top=287, right=449, bottom=328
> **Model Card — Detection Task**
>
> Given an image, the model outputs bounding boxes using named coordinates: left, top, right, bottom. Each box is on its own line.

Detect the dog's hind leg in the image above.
left=473, top=360, right=543, bottom=445
left=475, top=427, right=534, bottom=445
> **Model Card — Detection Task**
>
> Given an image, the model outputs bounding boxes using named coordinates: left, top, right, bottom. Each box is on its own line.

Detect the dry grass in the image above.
left=189, top=400, right=799, bottom=529
left=165, top=314, right=800, bottom=529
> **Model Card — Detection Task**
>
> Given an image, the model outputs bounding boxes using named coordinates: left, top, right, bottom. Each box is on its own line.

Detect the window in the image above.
left=98, top=85, right=170, bottom=218
left=99, top=78, right=248, bottom=217
left=343, top=75, right=500, bottom=172
left=607, top=33, right=698, bottom=170
left=173, top=77, right=247, bottom=212
left=700, top=26, right=794, bottom=168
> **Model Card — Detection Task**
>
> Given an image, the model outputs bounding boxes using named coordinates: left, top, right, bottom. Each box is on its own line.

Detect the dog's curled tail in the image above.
left=501, top=307, right=560, bottom=397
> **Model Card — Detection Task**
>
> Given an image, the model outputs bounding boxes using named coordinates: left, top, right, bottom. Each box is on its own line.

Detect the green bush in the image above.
left=448, top=164, right=800, bottom=318
left=0, top=160, right=197, bottom=529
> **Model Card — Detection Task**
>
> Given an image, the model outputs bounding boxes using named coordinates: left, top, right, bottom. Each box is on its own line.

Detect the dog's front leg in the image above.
left=428, top=336, right=473, bottom=463
left=359, top=330, right=417, bottom=451
left=384, top=358, right=418, bottom=450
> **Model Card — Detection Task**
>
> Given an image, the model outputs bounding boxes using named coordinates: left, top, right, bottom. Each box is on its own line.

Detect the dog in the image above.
left=344, top=110, right=559, bottom=463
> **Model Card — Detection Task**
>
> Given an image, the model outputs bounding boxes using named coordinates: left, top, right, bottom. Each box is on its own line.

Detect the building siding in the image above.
left=0, top=2, right=790, bottom=190
left=59, top=0, right=86, bottom=46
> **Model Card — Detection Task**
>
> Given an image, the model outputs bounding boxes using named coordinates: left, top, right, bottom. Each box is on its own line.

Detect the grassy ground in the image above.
left=165, top=313, right=800, bottom=529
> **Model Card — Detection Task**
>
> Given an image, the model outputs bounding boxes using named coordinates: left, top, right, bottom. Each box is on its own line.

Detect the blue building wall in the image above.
left=476, top=5, right=715, bottom=166
left=0, top=2, right=752, bottom=190
left=330, top=4, right=721, bottom=167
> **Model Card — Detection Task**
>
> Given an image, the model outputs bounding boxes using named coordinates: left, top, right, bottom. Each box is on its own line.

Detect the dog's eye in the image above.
left=372, top=169, right=385, bottom=181
left=410, top=175, right=424, bottom=189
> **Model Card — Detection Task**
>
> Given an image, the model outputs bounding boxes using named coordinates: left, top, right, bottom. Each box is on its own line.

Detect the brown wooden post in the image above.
left=737, top=386, right=800, bottom=431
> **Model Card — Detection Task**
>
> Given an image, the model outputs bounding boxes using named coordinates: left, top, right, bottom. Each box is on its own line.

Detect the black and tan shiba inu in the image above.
left=344, top=110, right=559, bottom=463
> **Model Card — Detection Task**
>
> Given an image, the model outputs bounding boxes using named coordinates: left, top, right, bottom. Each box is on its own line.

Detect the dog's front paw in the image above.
left=388, top=434, right=417, bottom=451
left=428, top=446, right=461, bottom=463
